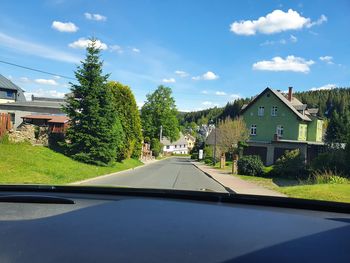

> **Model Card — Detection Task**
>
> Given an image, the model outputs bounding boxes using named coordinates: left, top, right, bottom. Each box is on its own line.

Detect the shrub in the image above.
left=151, top=138, right=163, bottom=157
left=311, top=150, right=347, bottom=176
left=273, top=149, right=308, bottom=179
left=308, top=170, right=348, bottom=184
left=191, top=152, right=198, bottom=160
left=203, top=146, right=214, bottom=164
left=237, top=155, right=264, bottom=176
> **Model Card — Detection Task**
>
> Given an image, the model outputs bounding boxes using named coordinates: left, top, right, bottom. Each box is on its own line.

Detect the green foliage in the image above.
left=108, top=81, right=143, bottom=159
left=237, top=155, right=264, bottom=176
left=191, top=152, right=198, bottom=160
left=308, top=170, right=348, bottom=184
left=141, top=85, right=180, bottom=142
left=0, top=134, right=10, bottom=144
left=273, top=149, right=308, bottom=179
left=203, top=146, right=214, bottom=165
left=62, top=38, right=123, bottom=166
left=325, top=110, right=350, bottom=143
left=151, top=138, right=163, bottom=157
left=311, top=150, right=347, bottom=175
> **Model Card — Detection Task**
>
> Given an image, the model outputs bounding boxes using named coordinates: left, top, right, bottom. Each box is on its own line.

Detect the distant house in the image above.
left=0, top=74, right=26, bottom=104
left=161, top=133, right=189, bottom=154
left=0, top=95, right=66, bottom=129
left=240, top=87, right=324, bottom=165
left=184, top=134, right=196, bottom=150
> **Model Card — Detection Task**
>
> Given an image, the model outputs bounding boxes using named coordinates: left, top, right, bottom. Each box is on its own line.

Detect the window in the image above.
left=276, top=125, right=283, bottom=137
left=6, top=91, right=13, bottom=98
left=271, top=106, right=277, bottom=116
left=258, top=106, right=264, bottom=116
left=250, top=124, right=257, bottom=135
left=166, top=145, right=170, bottom=149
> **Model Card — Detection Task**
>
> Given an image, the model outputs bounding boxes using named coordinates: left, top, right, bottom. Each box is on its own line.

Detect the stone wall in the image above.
left=8, top=124, right=49, bottom=145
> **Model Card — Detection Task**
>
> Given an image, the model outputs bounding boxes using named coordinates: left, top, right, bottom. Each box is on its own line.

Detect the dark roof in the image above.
left=1, top=100, right=64, bottom=109
left=0, top=74, right=24, bottom=91
left=22, top=114, right=69, bottom=123
left=240, top=87, right=311, bottom=122
left=32, top=95, right=65, bottom=102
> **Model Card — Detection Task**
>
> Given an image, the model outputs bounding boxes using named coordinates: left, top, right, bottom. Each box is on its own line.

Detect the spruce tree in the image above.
left=107, top=81, right=143, bottom=159
left=63, top=38, right=124, bottom=166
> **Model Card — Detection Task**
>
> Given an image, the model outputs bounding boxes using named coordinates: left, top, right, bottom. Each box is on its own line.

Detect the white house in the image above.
left=161, top=133, right=189, bottom=154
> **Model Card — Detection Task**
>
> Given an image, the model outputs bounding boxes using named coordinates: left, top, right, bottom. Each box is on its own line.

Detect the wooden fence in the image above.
left=0, top=113, right=12, bottom=137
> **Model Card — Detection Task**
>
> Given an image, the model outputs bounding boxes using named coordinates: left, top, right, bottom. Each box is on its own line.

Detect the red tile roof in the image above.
left=22, top=115, right=69, bottom=124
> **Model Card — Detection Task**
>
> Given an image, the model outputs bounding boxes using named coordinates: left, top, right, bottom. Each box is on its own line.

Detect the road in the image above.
left=82, top=157, right=227, bottom=192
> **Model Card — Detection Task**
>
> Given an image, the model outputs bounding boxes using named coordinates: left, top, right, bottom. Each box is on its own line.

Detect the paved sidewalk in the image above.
left=192, top=161, right=286, bottom=197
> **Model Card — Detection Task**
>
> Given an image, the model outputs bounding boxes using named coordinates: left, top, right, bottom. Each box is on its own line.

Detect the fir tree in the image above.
left=63, top=38, right=124, bottom=166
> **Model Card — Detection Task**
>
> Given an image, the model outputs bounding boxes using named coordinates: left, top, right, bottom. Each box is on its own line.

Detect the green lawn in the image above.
left=0, top=143, right=143, bottom=184
left=237, top=174, right=350, bottom=203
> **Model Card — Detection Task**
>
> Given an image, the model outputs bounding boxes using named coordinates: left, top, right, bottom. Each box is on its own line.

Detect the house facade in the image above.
left=161, top=133, right=189, bottom=154
left=241, top=87, right=324, bottom=165
left=0, top=74, right=26, bottom=104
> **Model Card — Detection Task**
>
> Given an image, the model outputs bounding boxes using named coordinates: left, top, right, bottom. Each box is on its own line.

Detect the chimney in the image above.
left=288, top=87, right=293, bottom=101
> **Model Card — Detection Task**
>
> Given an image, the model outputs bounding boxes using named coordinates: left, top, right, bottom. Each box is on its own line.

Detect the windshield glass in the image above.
left=0, top=0, right=349, bottom=203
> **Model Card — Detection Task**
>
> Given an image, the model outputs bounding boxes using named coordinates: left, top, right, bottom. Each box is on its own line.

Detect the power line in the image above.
left=0, top=59, right=75, bottom=80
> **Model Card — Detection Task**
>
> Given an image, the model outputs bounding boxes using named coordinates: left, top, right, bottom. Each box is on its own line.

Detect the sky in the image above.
left=0, top=0, right=349, bottom=111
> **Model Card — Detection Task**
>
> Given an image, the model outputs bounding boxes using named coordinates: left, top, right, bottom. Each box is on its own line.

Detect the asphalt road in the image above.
left=82, top=157, right=227, bottom=192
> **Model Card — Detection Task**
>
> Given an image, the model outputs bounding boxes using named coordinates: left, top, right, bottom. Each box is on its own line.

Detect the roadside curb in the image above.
left=70, top=158, right=169, bottom=185
left=191, top=162, right=235, bottom=193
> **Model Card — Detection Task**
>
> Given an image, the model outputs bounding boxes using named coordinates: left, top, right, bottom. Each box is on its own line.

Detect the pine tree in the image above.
left=63, top=38, right=124, bottom=166
left=107, top=81, right=143, bottom=159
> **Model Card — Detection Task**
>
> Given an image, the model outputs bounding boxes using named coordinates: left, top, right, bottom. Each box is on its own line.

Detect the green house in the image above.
left=240, top=87, right=324, bottom=165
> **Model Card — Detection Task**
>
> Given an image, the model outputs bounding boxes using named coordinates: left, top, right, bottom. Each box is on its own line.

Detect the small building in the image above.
left=0, top=95, right=66, bottom=129
left=0, top=74, right=26, bottom=104
left=240, top=87, right=324, bottom=165
left=22, top=115, right=69, bottom=133
left=161, top=133, right=189, bottom=154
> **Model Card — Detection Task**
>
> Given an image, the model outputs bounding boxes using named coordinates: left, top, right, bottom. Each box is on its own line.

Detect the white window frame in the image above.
left=276, top=125, right=283, bottom=137
left=250, top=124, right=257, bottom=136
left=258, top=106, right=265, bottom=116
left=271, top=106, right=278, bottom=116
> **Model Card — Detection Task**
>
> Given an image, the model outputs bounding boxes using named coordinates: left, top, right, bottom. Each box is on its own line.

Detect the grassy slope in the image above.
left=237, top=175, right=350, bottom=203
left=0, top=143, right=143, bottom=184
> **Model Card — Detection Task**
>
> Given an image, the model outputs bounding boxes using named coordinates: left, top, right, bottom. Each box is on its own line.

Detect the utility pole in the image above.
left=213, top=120, right=217, bottom=166
left=159, top=125, right=163, bottom=141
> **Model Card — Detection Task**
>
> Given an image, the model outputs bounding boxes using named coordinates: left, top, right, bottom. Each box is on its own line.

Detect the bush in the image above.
left=203, top=146, right=215, bottom=165
left=191, top=152, right=198, bottom=160
left=311, top=150, right=347, bottom=176
left=237, top=155, right=264, bottom=176
left=308, top=170, right=348, bottom=184
left=151, top=138, right=163, bottom=157
left=273, top=149, right=308, bottom=179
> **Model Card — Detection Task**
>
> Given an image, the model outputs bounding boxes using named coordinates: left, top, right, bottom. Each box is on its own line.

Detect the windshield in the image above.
left=0, top=0, right=349, bottom=204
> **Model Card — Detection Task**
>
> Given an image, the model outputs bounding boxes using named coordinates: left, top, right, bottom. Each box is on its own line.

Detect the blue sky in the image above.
left=0, top=0, right=349, bottom=111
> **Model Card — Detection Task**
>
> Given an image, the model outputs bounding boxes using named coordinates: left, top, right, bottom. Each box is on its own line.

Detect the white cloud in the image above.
left=319, top=56, right=334, bottom=64
left=201, top=90, right=208, bottom=94
left=193, top=71, right=219, bottom=80
left=307, top=14, right=327, bottom=28
left=84, top=12, right=107, bottom=21
left=110, top=45, right=123, bottom=54
left=69, top=38, right=108, bottom=50
left=51, top=21, right=79, bottom=32
left=25, top=89, right=65, bottom=100
left=19, top=77, right=30, bottom=83
left=34, top=78, right=59, bottom=86
left=252, top=55, right=315, bottom=73
left=0, top=31, right=80, bottom=63
left=174, top=70, right=189, bottom=77
left=310, top=84, right=336, bottom=91
left=162, top=78, right=176, bottom=83
left=230, top=9, right=327, bottom=35
left=215, top=91, right=226, bottom=96
left=132, top=48, right=140, bottom=53
left=202, top=101, right=213, bottom=106
left=230, top=94, right=241, bottom=100
left=290, top=34, right=298, bottom=42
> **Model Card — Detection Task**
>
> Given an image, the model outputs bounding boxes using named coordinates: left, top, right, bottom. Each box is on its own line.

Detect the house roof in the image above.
left=0, top=100, right=64, bottom=109
left=0, top=74, right=24, bottom=92
left=161, top=133, right=188, bottom=146
left=240, top=87, right=312, bottom=122
left=22, top=114, right=69, bottom=123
